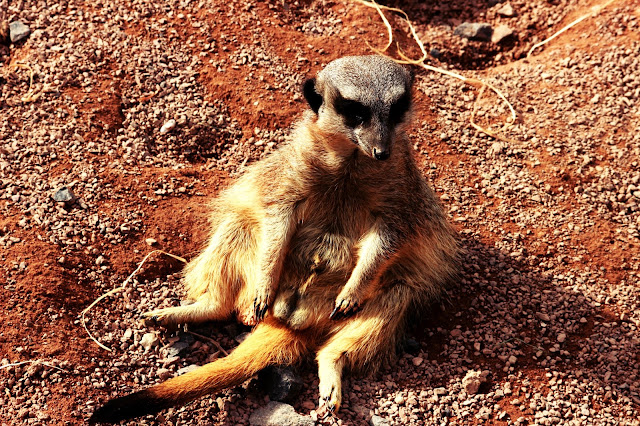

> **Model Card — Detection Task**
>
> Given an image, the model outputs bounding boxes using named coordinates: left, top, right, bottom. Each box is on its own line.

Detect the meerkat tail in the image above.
left=89, top=318, right=309, bottom=424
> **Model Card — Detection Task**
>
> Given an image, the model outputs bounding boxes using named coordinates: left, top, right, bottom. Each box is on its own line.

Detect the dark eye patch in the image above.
left=389, top=93, right=411, bottom=124
left=334, top=96, right=371, bottom=127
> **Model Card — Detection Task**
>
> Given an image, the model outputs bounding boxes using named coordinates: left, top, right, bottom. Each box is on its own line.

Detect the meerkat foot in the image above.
left=140, top=308, right=182, bottom=329
left=330, top=295, right=362, bottom=320
left=317, top=366, right=342, bottom=416
left=140, top=301, right=226, bottom=328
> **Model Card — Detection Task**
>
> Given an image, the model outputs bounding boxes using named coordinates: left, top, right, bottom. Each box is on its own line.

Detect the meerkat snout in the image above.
left=373, top=148, right=390, bottom=161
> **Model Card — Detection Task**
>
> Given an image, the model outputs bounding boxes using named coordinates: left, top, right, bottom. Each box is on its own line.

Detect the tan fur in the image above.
left=148, top=317, right=309, bottom=404
left=90, top=56, right=458, bottom=423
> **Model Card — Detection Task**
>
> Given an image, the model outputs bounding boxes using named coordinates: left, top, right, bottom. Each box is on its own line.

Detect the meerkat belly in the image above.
left=290, top=228, right=355, bottom=277
left=272, top=221, right=361, bottom=329
left=286, top=192, right=371, bottom=281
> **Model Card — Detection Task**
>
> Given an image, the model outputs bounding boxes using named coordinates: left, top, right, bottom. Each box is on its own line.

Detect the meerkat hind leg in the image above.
left=142, top=212, right=260, bottom=328
left=140, top=293, right=233, bottom=328
left=317, top=284, right=412, bottom=413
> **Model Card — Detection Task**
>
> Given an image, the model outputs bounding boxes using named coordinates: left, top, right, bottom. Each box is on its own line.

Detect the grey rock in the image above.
left=9, top=21, right=30, bottom=43
left=53, top=187, right=76, bottom=204
left=166, top=341, right=189, bottom=357
left=429, top=48, right=442, bottom=58
left=249, top=402, right=314, bottom=426
left=492, top=24, right=514, bottom=44
left=454, top=23, right=493, bottom=42
left=371, top=415, right=391, bottom=426
left=258, top=366, right=303, bottom=402
left=179, top=332, right=195, bottom=345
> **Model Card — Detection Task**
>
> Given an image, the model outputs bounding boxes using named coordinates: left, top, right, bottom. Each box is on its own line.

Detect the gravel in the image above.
left=1, top=0, right=639, bottom=424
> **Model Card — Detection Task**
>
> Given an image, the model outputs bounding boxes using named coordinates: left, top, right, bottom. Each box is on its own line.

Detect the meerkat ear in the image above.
left=303, top=78, right=323, bottom=114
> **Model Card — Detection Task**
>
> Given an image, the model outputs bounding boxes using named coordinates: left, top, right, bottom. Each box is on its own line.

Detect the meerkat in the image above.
left=89, top=55, right=459, bottom=424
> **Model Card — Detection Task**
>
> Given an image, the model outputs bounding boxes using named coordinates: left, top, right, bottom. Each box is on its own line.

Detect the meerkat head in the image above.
left=303, top=55, right=413, bottom=161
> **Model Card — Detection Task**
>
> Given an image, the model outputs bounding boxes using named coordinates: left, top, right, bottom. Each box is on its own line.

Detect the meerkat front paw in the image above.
left=330, top=291, right=363, bottom=320
left=251, top=287, right=271, bottom=324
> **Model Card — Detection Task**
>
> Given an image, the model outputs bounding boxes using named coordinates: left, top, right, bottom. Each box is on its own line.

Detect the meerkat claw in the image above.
left=253, top=296, right=269, bottom=323
left=330, top=299, right=361, bottom=320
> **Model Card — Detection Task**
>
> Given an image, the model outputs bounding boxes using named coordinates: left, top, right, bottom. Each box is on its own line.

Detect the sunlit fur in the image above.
left=90, top=56, right=458, bottom=423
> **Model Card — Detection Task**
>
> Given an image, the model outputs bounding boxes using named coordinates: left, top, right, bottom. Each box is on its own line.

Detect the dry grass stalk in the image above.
left=353, top=0, right=517, bottom=141
left=80, top=250, right=187, bottom=352
left=186, top=330, right=230, bottom=357
left=0, top=359, right=69, bottom=374
left=527, top=0, right=617, bottom=58
left=12, top=63, right=42, bottom=102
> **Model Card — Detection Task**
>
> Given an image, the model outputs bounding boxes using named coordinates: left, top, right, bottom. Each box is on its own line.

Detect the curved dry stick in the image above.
left=469, top=83, right=517, bottom=142
left=0, top=360, right=69, bottom=374
left=13, top=63, right=41, bottom=102
left=186, top=331, right=229, bottom=357
left=528, top=0, right=616, bottom=58
left=355, top=0, right=428, bottom=64
left=356, top=0, right=393, bottom=54
left=80, top=250, right=187, bottom=352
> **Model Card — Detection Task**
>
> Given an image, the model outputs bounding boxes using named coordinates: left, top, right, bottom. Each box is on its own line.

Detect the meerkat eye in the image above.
left=389, top=93, right=411, bottom=124
left=334, top=97, right=371, bottom=127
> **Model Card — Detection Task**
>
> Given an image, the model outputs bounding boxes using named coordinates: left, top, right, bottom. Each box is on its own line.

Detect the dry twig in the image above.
left=0, top=359, right=69, bottom=374
left=12, top=63, right=42, bottom=102
left=527, top=0, right=617, bottom=58
left=80, top=250, right=187, bottom=352
left=186, top=330, right=230, bottom=357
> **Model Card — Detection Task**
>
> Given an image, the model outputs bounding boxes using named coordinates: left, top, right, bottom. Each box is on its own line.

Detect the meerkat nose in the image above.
left=373, top=148, right=390, bottom=161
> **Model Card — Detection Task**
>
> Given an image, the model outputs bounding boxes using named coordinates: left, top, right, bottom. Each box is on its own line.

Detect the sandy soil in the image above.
left=1, top=0, right=639, bottom=424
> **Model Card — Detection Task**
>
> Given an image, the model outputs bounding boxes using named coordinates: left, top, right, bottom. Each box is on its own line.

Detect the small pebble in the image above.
left=140, top=332, right=159, bottom=352
left=160, top=119, right=177, bottom=134
left=497, top=3, right=515, bottom=17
